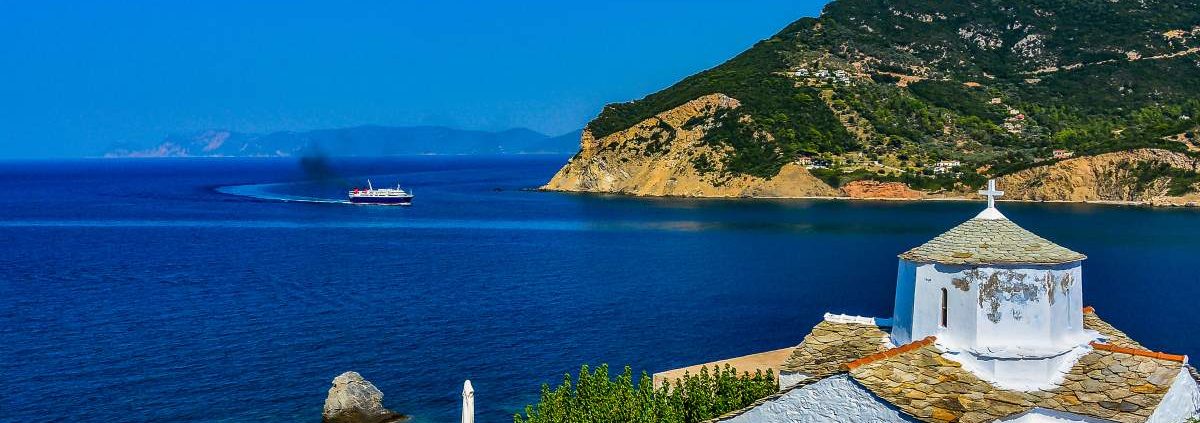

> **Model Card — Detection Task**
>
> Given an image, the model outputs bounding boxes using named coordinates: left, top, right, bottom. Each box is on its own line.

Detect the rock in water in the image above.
left=323, top=371, right=408, bottom=423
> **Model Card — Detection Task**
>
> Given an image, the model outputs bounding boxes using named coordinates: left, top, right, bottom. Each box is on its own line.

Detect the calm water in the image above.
left=2, top=156, right=1199, bottom=422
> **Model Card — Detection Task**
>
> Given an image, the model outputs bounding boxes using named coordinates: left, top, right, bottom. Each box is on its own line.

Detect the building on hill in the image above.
left=933, top=160, right=961, bottom=174
left=655, top=180, right=1200, bottom=423
left=1054, top=149, right=1075, bottom=160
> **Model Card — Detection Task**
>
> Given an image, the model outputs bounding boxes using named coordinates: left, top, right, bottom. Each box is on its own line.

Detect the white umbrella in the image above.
left=462, top=380, right=474, bottom=423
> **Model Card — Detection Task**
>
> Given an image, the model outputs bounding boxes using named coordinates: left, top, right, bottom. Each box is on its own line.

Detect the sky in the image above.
left=0, top=0, right=830, bottom=158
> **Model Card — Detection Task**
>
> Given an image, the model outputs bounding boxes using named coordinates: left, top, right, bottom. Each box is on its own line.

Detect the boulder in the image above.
left=322, top=371, right=408, bottom=423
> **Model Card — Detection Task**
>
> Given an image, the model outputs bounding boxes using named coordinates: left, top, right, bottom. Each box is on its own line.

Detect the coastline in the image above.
left=538, top=188, right=1200, bottom=208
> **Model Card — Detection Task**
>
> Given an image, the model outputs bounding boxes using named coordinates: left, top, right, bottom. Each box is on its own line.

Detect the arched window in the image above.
left=940, top=288, right=948, bottom=328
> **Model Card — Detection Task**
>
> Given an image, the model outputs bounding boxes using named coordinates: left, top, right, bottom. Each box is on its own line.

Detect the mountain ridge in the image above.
left=105, top=126, right=582, bottom=158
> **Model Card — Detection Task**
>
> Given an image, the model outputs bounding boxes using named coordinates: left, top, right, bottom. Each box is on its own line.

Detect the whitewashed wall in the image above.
left=995, top=408, right=1110, bottom=422
left=892, top=260, right=917, bottom=345
left=893, top=260, right=1084, bottom=352
left=778, top=372, right=809, bottom=390
left=1146, top=369, right=1200, bottom=423
left=721, top=375, right=915, bottom=423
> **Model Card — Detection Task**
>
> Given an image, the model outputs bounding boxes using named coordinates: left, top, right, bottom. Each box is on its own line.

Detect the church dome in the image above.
left=898, top=217, right=1086, bottom=265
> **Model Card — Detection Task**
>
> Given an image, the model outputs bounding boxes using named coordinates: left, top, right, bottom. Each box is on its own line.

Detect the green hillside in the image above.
left=585, top=0, right=1200, bottom=189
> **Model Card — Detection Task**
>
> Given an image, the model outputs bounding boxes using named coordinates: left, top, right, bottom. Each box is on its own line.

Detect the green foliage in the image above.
left=698, top=110, right=823, bottom=179
left=808, top=168, right=845, bottom=188
left=587, top=35, right=855, bottom=179
left=691, top=154, right=717, bottom=177
left=1122, top=161, right=1200, bottom=196
left=580, top=0, right=1200, bottom=186
left=810, top=167, right=986, bottom=191
left=907, top=81, right=1005, bottom=122
left=513, top=364, right=777, bottom=423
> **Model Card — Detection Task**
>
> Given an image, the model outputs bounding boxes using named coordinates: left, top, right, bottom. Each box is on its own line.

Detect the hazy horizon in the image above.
left=0, top=0, right=829, bottom=158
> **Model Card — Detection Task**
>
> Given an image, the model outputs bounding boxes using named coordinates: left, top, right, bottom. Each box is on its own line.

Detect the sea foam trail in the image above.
left=215, top=183, right=351, bottom=204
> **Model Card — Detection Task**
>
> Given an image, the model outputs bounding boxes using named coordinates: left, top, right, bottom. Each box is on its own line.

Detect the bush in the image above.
left=514, top=364, right=777, bottom=423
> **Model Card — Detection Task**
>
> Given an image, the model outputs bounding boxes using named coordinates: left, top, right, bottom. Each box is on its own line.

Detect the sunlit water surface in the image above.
left=2, top=156, right=1198, bottom=422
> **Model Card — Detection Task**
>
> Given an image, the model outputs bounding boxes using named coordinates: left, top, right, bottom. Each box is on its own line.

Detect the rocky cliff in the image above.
left=999, top=149, right=1200, bottom=204
left=544, top=94, right=840, bottom=198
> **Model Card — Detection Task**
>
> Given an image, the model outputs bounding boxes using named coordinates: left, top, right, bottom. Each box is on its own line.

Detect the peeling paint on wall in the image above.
left=1040, top=272, right=1055, bottom=305
left=1038, top=271, right=1074, bottom=306
left=952, top=269, right=982, bottom=291
left=977, top=269, right=1043, bottom=323
left=1058, top=273, right=1074, bottom=299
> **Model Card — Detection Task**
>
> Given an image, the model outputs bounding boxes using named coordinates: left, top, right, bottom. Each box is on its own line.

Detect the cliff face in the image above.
left=1000, top=149, right=1199, bottom=202
left=543, top=94, right=839, bottom=198
left=841, top=181, right=924, bottom=199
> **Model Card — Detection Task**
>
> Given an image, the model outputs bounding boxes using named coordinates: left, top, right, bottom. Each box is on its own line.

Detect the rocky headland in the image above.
left=542, top=0, right=1200, bottom=207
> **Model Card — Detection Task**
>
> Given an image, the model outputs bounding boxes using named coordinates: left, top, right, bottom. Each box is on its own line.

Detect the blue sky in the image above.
left=0, top=0, right=830, bottom=158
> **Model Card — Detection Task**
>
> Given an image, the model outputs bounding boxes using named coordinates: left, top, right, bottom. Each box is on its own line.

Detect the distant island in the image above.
left=544, top=0, right=1200, bottom=206
left=105, top=126, right=582, bottom=158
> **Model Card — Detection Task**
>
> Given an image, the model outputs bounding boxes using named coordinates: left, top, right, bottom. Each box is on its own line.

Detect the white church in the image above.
left=657, top=181, right=1200, bottom=423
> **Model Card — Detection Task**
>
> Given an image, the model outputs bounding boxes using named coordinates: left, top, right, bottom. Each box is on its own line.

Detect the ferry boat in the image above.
left=348, top=180, right=413, bottom=205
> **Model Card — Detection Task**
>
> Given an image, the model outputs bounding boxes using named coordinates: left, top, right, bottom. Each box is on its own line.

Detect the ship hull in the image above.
left=348, top=196, right=413, bottom=205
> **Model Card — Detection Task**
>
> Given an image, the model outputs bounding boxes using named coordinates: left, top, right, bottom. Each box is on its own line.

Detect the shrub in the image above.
left=514, top=364, right=777, bottom=423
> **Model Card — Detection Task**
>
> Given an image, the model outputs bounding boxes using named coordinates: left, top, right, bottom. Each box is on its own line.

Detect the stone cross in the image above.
left=979, top=179, right=1004, bottom=209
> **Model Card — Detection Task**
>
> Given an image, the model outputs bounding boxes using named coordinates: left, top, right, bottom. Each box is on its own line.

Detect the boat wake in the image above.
left=215, top=183, right=352, bottom=205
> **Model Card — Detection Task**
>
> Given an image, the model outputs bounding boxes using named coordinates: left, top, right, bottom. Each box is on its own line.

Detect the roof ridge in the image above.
left=1089, top=341, right=1187, bottom=363
left=846, top=336, right=936, bottom=369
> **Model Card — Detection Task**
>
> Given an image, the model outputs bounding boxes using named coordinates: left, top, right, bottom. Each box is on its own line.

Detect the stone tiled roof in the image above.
left=847, top=340, right=1185, bottom=423
left=1084, top=307, right=1147, bottom=350
left=899, top=218, right=1086, bottom=265
left=713, top=309, right=1190, bottom=423
left=779, top=320, right=891, bottom=377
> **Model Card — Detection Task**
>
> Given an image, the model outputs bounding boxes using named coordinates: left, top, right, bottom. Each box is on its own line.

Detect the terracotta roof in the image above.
left=779, top=319, right=892, bottom=377
left=899, top=218, right=1086, bottom=265
left=847, top=342, right=1185, bottom=423
left=846, top=336, right=936, bottom=369
left=1090, top=342, right=1187, bottom=363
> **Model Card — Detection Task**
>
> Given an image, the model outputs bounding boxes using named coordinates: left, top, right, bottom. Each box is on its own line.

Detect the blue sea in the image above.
left=2, top=156, right=1199, bottom=422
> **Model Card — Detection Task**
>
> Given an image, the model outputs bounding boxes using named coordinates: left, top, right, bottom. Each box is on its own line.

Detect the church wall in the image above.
left=900, top=262, right=1083, bottom=351
left=1145, top=369, right=1200, bottom=423
left=719, top=374, right=916, bottom=423
left=969, top=263, right=1082, bottom=350
left=909, top=262, right=979, bottom=347
left=1048, top=263, right=1084, bottom=343
left=892, top=260, right=917, bottom=344
left=944, top=345, right=1092, bottom=391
